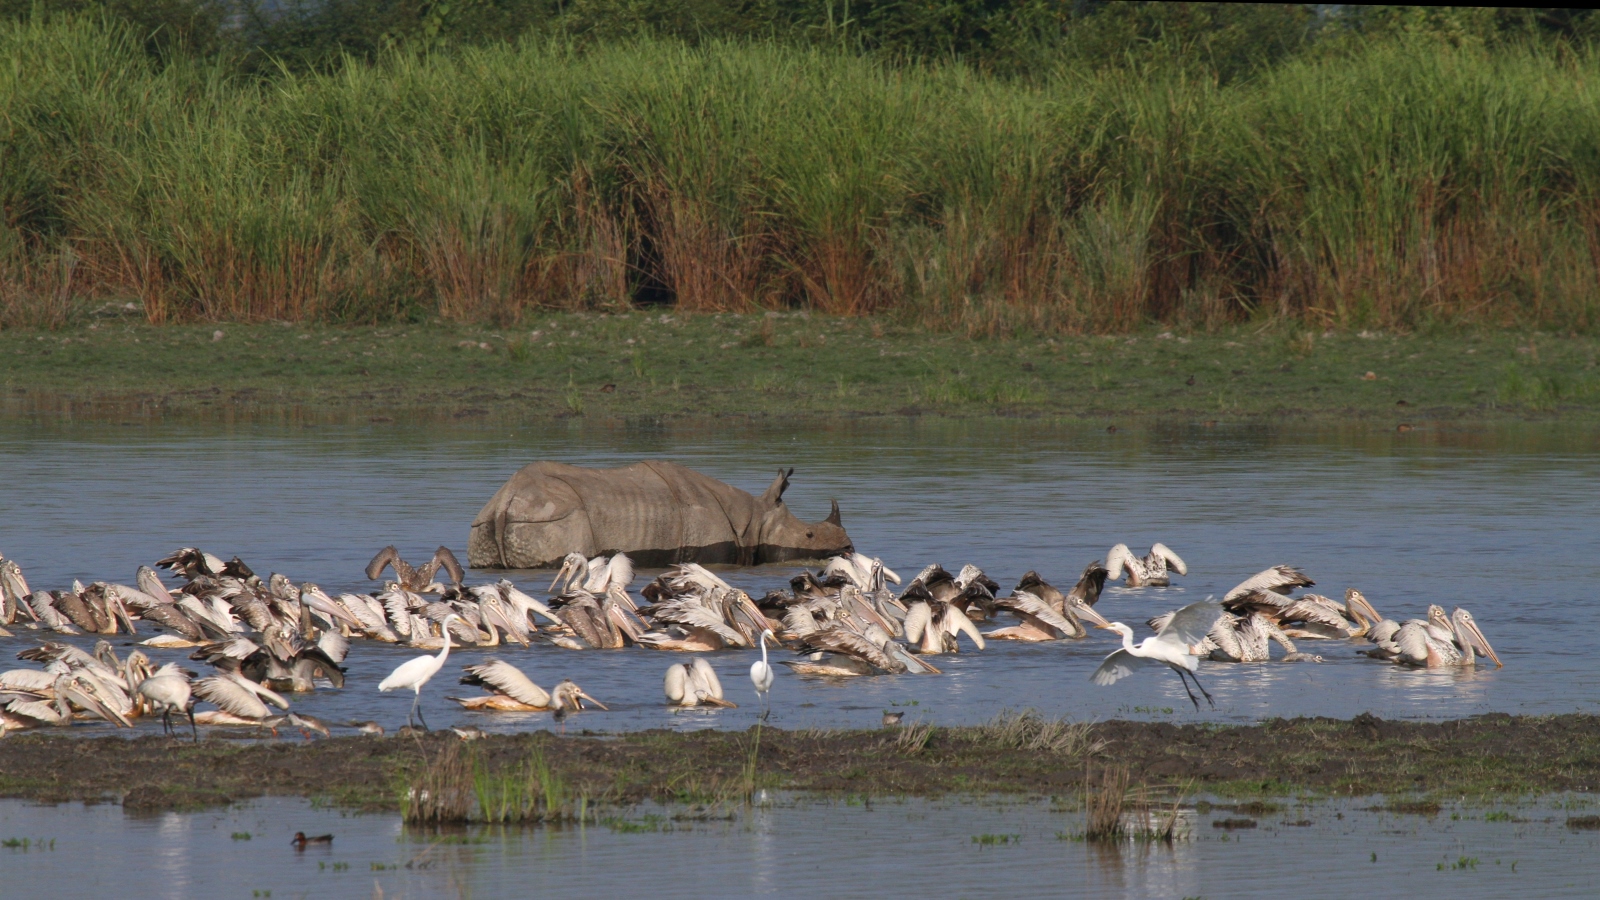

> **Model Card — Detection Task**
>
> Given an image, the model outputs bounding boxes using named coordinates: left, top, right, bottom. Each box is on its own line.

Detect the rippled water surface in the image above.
left=3, top=794, right=1596, bottom=899
left=3, top=416, right=1598, bottom=733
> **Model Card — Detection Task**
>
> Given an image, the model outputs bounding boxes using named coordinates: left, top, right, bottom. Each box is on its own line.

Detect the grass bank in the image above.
left=1, top=714, right=1596, bottom=812
left=3, top=316, right=1597, bottom=422
left=5, top=18, right=1600, bottom=333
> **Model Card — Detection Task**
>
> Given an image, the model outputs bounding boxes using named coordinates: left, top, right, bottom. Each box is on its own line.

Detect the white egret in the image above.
left=750, top=629, right=775, bottom=718
left=1105, top=543, right=1187, bottom=587
left=378, top=613, right=461, bottom=730
left=1091, top=600, right=1223, bottom=710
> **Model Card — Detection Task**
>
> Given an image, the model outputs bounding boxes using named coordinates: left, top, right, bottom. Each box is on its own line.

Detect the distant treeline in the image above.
left=3, top=9, right=1600, bottom=331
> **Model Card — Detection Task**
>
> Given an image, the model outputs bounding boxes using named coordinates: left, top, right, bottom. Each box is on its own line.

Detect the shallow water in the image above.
left=2, top=416, right=1598, bottom=734
left=2, top=793, right=1595, bottom=899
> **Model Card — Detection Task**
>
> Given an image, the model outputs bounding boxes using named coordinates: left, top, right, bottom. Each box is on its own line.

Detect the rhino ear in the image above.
left=761, top=468, right=794, bottom=505
left=824, top=499, right=841, bottom=526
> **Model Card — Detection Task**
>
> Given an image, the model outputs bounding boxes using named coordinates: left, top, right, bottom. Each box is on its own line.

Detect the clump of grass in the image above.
left=403, top=744, right=588, bottom=825
left=400, top=743, right=476, bottom=825
left=894, top=721, right=936, bottom=755
left=1084, top=765, right=1130, bottom=842
left=980, top=709, right=1105, bottom=758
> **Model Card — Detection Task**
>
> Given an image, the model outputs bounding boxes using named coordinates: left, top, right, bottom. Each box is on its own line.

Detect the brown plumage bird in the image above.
left=365, top=546, right=464, bottom=592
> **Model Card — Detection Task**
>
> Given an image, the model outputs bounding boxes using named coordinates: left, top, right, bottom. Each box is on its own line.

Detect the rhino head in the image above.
left=752, top=468, right=853, bottom=563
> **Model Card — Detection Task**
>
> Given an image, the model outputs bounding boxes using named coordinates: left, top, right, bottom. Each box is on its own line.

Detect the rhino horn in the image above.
left=825, top=499, right=841, bottom=526
left=761, top=468, right=794, bottom=505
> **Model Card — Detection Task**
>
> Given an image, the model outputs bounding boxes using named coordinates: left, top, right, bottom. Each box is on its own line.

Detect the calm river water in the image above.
left=2, top=414, right=1598, bottom=732
left=2, top=793, right=1595, bottom=899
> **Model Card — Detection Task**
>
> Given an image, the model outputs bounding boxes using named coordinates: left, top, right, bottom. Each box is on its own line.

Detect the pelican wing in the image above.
left=461, top=659, right=549, bottom=707
left=365, top=546, right=400, bottom=581
left=1279, top=597, right=1349, bottom=631
left=1155, top=600, right=1224, bottom=648
left=672, top=604, right=748, bottom=648
left=1150, top=543, right=1187, bottom=576
left=431, top=546, right=465, bottom=587
left=801, top=628, right=895, bottom=671
left=1090, top=649, right=1166, bottom=685
left=903, top=601, right=931, bottom=644
left=193, top=676, right=271, bottom=718
left=668, top=564, right=731, bottom=593
left=940, top=604, right=986, bottom=650
left=664, top=663, right=690, bottom=703
left=689, top=657, right=724, bottom=700
left=1105, top=544, right=1136, bottom=581
left=1224, top=566, right=1313, bottom=603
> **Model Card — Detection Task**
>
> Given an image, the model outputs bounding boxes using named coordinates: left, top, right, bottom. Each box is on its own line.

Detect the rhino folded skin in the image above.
left=469, top=461, right=851, bottom=569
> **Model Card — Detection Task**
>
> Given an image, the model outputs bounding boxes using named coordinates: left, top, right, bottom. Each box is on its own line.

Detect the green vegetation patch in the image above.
left=4, top=317, right=1598, bottom=422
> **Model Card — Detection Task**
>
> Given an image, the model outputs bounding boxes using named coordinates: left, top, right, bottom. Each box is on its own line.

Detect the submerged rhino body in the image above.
left=468, top=461, right=852, bottom=569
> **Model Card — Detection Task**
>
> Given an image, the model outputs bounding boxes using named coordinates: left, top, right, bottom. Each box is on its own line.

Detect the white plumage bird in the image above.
left=750, top=629, right=775, bottom=718
left=1091, top=600, right=1224, bottom=710
left=378, top=613, right=461, bottom=731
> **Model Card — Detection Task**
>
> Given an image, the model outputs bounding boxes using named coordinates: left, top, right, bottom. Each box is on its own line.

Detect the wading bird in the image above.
left=378, top=613, right=461, bottom=730
left=1105, top=543, right=1187, bottom=587
left=1091, top=600, right=1224, bottom=710
left=750, top=629, right=775, bottom=717
left=135, top=663, right=197, bottom=741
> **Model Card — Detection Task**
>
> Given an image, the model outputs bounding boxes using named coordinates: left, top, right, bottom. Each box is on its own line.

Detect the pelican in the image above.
left=192, top=672, right=291, bottom=725
left=665, top=658, right=736, bottom=708
left=987, top=566, right=1112, bottom=641
left=821, top=553, right=901, bottom=591
left=1105, top=543, right=1187, bottom=587
left=1393, top=605, right=1501, bottom=668
left=135, top=663, right=197, bottom=740
left=1091, top=600, right=1224, bottom=709
left=750, top=630, right=775, bottom=716
left=549, top=678, right=608, bottom=713
left=1223, top=565, right=1313, bottom=603
left=451, top=659, right=552, bottom=711
left=378, top=613, right=461, bottom=730
left=901, top=587, right=985, bottom=654
left=551, top=552, right=635, bottom=599
left=365, top=545, right=465, bottom=593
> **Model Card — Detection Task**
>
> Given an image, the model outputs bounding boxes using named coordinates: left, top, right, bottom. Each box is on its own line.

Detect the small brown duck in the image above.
left=291, top=832, right=333, bottom=849
left=882, top=711, right=904, bottom=728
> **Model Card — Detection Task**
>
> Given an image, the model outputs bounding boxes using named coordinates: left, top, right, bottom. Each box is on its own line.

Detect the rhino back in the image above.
left=469, top=460, right=756, bottom=568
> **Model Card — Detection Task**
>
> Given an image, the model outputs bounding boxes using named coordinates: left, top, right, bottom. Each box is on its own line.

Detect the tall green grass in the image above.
left=4, top=16, right=1600, bottom=332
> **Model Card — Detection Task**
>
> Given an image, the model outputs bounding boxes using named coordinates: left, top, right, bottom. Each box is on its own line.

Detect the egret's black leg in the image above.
left=415, top=694, right=430, bottom=732
left=1187, top=669, right=1216, bottom=708
left=188, top=707, right=198, bottom=743
left=1171, top=667, right=1201, bottom=710
left=161, top=709, right=172, bottom=736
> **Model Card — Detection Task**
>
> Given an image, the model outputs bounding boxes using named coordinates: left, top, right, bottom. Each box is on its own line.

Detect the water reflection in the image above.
left=2, top=794, right=1595, bottom=899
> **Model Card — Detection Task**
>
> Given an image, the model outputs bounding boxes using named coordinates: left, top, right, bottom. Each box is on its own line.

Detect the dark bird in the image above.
left=291, top=832, right=333, bottom=849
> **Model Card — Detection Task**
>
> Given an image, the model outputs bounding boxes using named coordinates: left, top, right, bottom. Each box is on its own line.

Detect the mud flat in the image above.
left=2, top=713, right=1595, bottom=812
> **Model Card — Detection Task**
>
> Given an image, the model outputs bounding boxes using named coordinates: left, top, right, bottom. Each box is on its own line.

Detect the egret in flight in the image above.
left=750, top=629, right=775, bottom=718
left=1091, top=600, right=1223, bottom=710
left=379, top=613, right=461, bottom=731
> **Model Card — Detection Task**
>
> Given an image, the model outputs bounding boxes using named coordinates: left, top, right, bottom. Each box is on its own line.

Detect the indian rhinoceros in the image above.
left=467, top=461, right=853, bottom=569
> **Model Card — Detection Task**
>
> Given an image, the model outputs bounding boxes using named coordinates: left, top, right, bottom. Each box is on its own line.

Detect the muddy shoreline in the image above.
left=2, top=713, right=1595, bottom=812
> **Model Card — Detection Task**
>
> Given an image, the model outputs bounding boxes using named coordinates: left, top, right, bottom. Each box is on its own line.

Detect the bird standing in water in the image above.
left=750, top=629, right=775, bottom=719
left=378, top=613, right=461, bottom=731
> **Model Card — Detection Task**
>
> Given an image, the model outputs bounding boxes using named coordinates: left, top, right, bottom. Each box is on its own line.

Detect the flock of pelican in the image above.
left=0, top=541, right=1502, bottom=736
